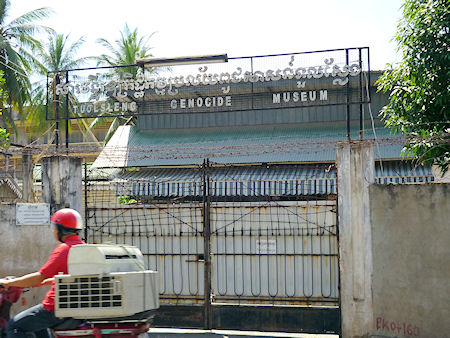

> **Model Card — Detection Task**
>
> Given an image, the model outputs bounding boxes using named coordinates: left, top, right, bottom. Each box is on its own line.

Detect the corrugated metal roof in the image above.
left=115, top=164, right=336, bottom=197
left=375, top=161, right=434, bottom=184
left=137, top=89, right=388, bottom=130
left=33, top=163, right=120, bottom=181
left=92, top=121, right=407, bottom=168
left=137, top=76, right=388, bottom=130
left=113, top=162, right=434, bottom=198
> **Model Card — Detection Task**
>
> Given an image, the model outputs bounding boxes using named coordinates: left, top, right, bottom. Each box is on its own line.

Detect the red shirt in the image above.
left=39, top=235, right=85, bottom=311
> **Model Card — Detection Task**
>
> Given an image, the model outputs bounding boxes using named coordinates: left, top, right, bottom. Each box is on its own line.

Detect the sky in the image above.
left=9, top=0, right=404, bottom=71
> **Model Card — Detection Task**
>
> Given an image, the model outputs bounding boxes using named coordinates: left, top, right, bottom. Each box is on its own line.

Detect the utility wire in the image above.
left=364, top=71, right=384, bottom=176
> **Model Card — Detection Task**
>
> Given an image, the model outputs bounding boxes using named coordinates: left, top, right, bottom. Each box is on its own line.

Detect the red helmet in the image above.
left=51, top=208, right=83, bottom=230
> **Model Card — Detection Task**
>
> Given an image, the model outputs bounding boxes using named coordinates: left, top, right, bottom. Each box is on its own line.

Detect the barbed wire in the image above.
left=86, top=200, right=338, bottom=237
left=90, top=134, right=406, bottom=163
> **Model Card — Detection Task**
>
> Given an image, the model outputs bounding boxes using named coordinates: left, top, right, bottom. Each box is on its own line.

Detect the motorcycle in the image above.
left=0, top=282, right=154, bottom=338
left=0, top=278, right=23, bottom=337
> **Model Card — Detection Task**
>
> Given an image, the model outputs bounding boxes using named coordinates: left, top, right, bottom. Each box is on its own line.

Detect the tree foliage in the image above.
left=92, top=24, right=155, bottom=144
left=0, top=0, right=52, bottom=133
left=0, top=126, right=8, bottom=149
left=27, top=32, right=92, bottom=137
left=96, top=23, right=154, bottom=77
left=0, top=70, right=8, bottom=149
left=377, top=0, right=449, bottom=173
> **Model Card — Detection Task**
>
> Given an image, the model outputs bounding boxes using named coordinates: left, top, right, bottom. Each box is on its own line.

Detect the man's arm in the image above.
left=0, top=272, right=47, bottom=288
left=37, top=277, right=54, bottom=287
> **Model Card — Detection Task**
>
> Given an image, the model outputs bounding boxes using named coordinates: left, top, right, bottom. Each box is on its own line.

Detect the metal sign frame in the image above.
left=46, top=47, right=370, bottom=122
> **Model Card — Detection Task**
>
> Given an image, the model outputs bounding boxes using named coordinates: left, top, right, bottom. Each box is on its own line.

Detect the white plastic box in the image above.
left=55, top=270, right=159, bottom=319
left=68, top=244, right=145, bottom=275
left=54, top=244, right=159, bottom=319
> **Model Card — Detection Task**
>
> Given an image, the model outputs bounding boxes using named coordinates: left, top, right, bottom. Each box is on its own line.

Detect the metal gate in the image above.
left=84, top=161, right=340, bottom=333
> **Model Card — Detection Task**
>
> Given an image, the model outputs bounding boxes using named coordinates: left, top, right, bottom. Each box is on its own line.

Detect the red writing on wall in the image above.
left=376, top=317, right=420, bottom=336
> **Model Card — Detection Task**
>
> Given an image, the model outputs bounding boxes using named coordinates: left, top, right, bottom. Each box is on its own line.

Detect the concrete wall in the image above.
left=337, top=140, right=449, bottom=337
left=1, top=155, right=84, bottom=315
left=0, top=204, right=57, bottom=315
left=370, top=183, right=450, bottom=337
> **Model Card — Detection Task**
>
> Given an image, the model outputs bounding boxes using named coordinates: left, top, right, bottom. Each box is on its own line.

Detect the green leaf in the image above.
left=376, top=0, right=450, bottom=174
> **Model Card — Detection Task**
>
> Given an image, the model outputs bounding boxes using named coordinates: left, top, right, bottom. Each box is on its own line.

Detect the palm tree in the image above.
left=27, top=32, right=93, bottom=140
left=0, top=0, right=52, bottom=133
left=93, top=23, right=155, bottom=144
left=96, top=23, right=155, bottom=77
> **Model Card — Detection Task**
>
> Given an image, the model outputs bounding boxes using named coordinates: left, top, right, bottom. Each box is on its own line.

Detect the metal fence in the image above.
left=84, top=161, right=339, bottom=331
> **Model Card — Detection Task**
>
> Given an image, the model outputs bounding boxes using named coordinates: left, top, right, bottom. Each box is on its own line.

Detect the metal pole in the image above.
left=45, top=75, right=49, bottom=121
left=55, top=74, right=60, bottom=148
left=359, top=48, right=363, bottom=140
left=251, top=57, right=254, bottom=110
left=367, top=47, right=371, bottom=103
left=65, top=71, right=69, bottom=149
left=203, top=158, right=212, bottom=329
left=84, top=162, right=88, bottom=242
left=346, top=49, right=350, bottom=140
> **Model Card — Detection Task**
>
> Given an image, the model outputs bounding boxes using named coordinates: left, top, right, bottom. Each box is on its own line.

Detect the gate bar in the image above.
left=203, top=158, right=212, bottom=329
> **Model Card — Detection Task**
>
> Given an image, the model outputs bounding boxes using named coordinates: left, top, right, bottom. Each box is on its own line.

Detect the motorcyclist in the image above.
left=0, top=208, right=85, bottom=338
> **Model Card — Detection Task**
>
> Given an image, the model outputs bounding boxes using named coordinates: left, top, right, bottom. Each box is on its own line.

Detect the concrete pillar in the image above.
left=41, top=156, right=82, bottom=215
left=336, top=140, right=375, bottom=338
left=22, top=149, right=34, bottom=202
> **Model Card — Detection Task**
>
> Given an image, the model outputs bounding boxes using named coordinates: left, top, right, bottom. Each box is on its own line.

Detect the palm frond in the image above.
left=0, top=0, right=10, bottom=24
left=0, top=3, right=54, bottom=130
left=7, top=7, right=53, bottom=27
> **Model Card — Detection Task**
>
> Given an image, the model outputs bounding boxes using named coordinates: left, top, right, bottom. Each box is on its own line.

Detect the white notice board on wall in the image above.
left=16, top=203, right=50, bottom=225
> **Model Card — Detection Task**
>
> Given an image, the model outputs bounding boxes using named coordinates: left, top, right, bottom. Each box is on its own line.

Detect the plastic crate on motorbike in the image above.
left=54, top=244, right=159, bottom=319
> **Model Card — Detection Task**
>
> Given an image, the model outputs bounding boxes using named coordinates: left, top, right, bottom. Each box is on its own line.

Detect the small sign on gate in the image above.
left=256, top=239, right=277, bottom=254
